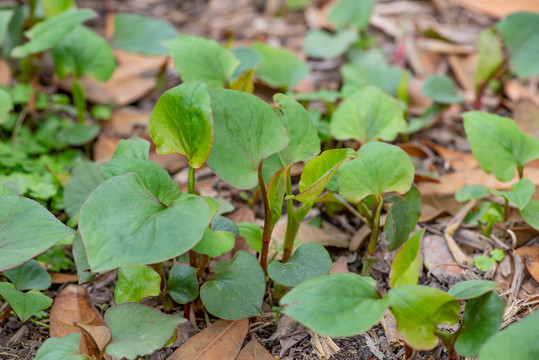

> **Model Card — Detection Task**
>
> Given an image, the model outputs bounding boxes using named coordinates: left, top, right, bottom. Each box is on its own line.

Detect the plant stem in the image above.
left=258, top=164, right=272, bottom=272
left=517, top=165, right=524, bottom=179
left=361, top=198, right=383, bottom=276
left=153, top=263, right=173, bottom=312
left=503, top=197, right=509, bottom=222
left=72, top=78, right=87, bottom=124
left=187, top=165, right=195, bottom=195
left=282, top=171, right=299, bottom=263
left=474, top=57, right=508, bottom=110
left=196, top=255, right=209, bottom=279
left=0, top=303, right=13, bottom=327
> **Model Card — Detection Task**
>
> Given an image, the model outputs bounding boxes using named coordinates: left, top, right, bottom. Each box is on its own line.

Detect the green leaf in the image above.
left=303, top=29, right=358, bottom=59
left=0, top=87, right=13, bottom=125
left=455, top=291, right=505, bottom=357
left=164, top=35, right=239, bottom=88
left=337, top=142, right=414, bottom=202
left=328, top=0, right=375, bottom=30
left=11, top=8, right=96, bottom=58
left=287, top=89, right=341, bottom=103
left=455, top=185, right=490, bottom=202
left=211, top=215, right=238, bottom=235
left=491, top=178, right=535, bottom=210
left=0, top=282, right=52, bottom=322
left=388, top=285, right=460, bottom=350
left=79, top=173, right=209, bottom=273
left=43, top=0, right=75, bottom=18
left=51, top=25, right=116, bottom=81
left=206, top=89, right=289, bottom=189
left=330, top=86, right=405, bottom=143
left=463, top=111, right=539, bottom=181
left=251, top=42, right=310, bottom=91
left=149, top=82, right=213, bottom=168
left=266, top=167, right=288, bottom=228
left=497, top=12, right=539, bottom=78
left=200, top=251, right=265, bottom=320
left=478, top=310, right=539, bottom=360
left=474, top=255, right=497, bottom=272
left=521, top=199, right=539, bottom=230
left=101, top=157, right=183, bottom=205
left=0, top=9, right=14, bottom=45
left=105, top=303, right=184, bottom=360
left=63, top=157, right=103, bottom=218
left=474, top=27, right=504, bottom=91
left=0, top=185, right=14, bottom=195
left=112, top=13, right=177, bottom=55
left=384, top=186, right=422, bottom=251
left=281, top=273, right=389, bottom=337
left=112, top=137, right=150, bottom=160
left=0, top=195, right=74, bottom=271
left=268, top=242, right=332, bottom=287
left=193, top=228, right=235, bottom=257
left=168, top=264, right=198, bottom=304
left=114, top=265, right=161, bottom=304
left=340, top=63, right=406, bottom=98
left=448, top=280, right=498, bottom=300
left=57, top=124, right=100, bottom=146
left=1, top=6, right=23, bottom=60
left=491, top=249, right=505, bottom=261
left=390, top=229, right=424, bottom=288
left=237, top=222, right=263, bottom=252
left=34, top=333, right=86, bottom=360
left=4, top=260, right=51, bottom=291
left=230, top=46, right=261, bottom=81
left=422, top=75, right=464, bottom=104
left=72, top=233, right=95, bottom=284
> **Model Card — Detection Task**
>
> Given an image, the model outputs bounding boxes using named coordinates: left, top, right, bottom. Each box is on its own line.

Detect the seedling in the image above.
left=474, top=249, right=505, bottom=272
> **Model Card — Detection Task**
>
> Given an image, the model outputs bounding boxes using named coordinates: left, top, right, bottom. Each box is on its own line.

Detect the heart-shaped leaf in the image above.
left=388, top=285, right=459, bottom=350
left=521, top=199, right=539, bottom=230
left=281, top=273, right=389, bottom=337
left=384, top=185, right=421, bottom=251
left=63, top=157, right=104, bottom=218
left=231, top=46, right=261, bottom=81
left=390, top=229, right=424, bottom=288
left=237, top=222, right=263, bottom=252
left=340, top=63, right=406, bottom=98
left=193, top=228, right=235, bottom=257
left=79, top=173, right=209, bottom=273
left=463, top=111, right=539, bottom=181
left=491, top=178, right=535, bottom=210
left=0, top=282, right=52, bottom=322
left=112, top=137, right=150, bottom=160
left=168, top=264, right=198, bottom=304
left=448, top=280, right=498, bottom=300
left=34, top=333, right=86, bottom=360
left=455, top=185, right=490, bottom=202
left=422, top=75, right=464, bottom=104
left=455, top=291, right=505, bottom=357
left=266, top=167, right=288, bottom=228
left=330, top=86, right=406, bottom=143
left=114, top=266, right=161, bottom=304
left=200, top=251, right=265, bottom=320
left=268, top=242, right=332, bottom=287
left=337, top=142, right=414, bottom=202
left=4, top=259, right=51, bottom=291
left=149, top=82, right=213, bottom=168
left=105, top=303, right=184, bottom=360
left=303, top=29, right=358, bottom=59
left=206, top=89, right=289, bottom=189
left=0, top=195, right=75, bottom=271
left=328, top=0, right=375, bottom=30
left=211, top=215, right=238, bottom=235
left=164, top=35, right=239, bottom=88
left=72, top=233, right=94, bottom=284
left=57, top=124, right=100, bottom=146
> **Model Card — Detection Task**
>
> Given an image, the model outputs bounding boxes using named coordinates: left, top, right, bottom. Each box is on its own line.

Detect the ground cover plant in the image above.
left=1, top=0, right=539, bottom=359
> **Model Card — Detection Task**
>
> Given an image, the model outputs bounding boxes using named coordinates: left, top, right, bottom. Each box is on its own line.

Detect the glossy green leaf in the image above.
left=200, top=251, right=265, bottom=320
left=206, top=89, right=289, bottom=189
left=34, top=333, right=86, bottom=360
left=388, top=285, right=460, bottom=350
left=101, top=157, right=182, bottom=205
left=521, top=199, right=539, bottom=230
left=448, top=280, right=498, bottom=300
left=337, top=142, right=414, bottom=203
left=72, top=233, right=94, bottom=284
left=422, top=75, right=464, bottom=104
left=114, top=266, right=161, bottom=304
left=478, top=310, right=539, bottom=360
left=497, top=12, right=539, bottom=78
left=281, top=273, right=389, bottom=337
left=112, top=137, right=150, bottom=160
left=0, top=282, right=52, bottom=322
left=105, top=303, right=184, bottom=360
left=193, top=228, right=235, bottom=257
left=251, top=42, right=310, bottom=91
left=112, top=13, right=177, bottom=55
left=57, top=124, right=100, bottom=146
left=390, top=229, right=424, bottom=288
left=491, top=178, right=535, bottom=210
left=328, top=0, right=375, bottom=30
left=4, top=260, right=51, bottom=291
left=266, top=167, right=288, bottom=228
left=11, top=8, right=96, bottom=58
left=340, top=63, right=406, bottom=98
left=168, top=264, right=198, bottom=304
left=474, top=27, right=503, bottom=91
left=0, top=87, right=13, bottom=125
left=455, top=185, right=490, bottom=202
left=64, top=157, right=103, bottom=218
left=164, top=35, right=239, bottom=88
left=237, top=222, right=263, bottom=252
left=79, top=173, right=209, bottom=273
left=384, top=186, right=422, bottom=250
left=149, top=82, right=213, bottom=168
left=51, top=25, right=115, bottom=81
left=464, top=111, right=539, bottom=181
left=455, top=291, right=505, bottom=357
left=0, top=195, right=74, bottom=271
left=330, top=86, right=405, bottom=143
left=268, top=242, right=332, bottom=287
left=303, top=29, right=358, bottom=59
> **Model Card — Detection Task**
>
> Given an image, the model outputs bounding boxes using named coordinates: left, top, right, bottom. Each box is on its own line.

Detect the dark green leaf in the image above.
left=4, top=260, right=51, bottom=291
left=211, top=215, right=239, bottom=236
left=57, top=124, right=100, bottom=146
left=168, top=264, right=198, bottom=304
left=72, top=233, right=94, bottom=284
left=448, top=280, right=498, bottom=300
left=422, top=75, right=464, bottom=104
left=0, top=282, right=52, bottom=322
left=34, top=333, right=86, bottom=360
left=63, top=157, right=103, bottom=218
left=384, top=186, right=421, bottom=250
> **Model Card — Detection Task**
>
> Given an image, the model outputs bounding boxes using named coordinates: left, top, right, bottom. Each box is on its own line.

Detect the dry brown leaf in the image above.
left=448, top=54, right=477, bottom=92
left=93, top=133, right=122, bottom=164
left=235, top=338, right=274, bottom=360
left=422, top=235, right=464, bottom=278
left=167, top=319, right=248, bottom=360
left=451, top=0, right=539, bottom=18
left=516, top=246, right=539, bottom=284
left=49, top=285, right=107, bottom=360
left=408, top=77, right=434, bottom=113
left=416, top=39, right=475, bottom=54
left=49, top=272, right=79, bottom=284
left=348, top=224, right=371, bottom=252
left=103, top=108, right=151, bottom=137
left=329, top=256, right=349, bottom=273
left=0, top=59, right=12, bottom=86
left=423, top=141, right=478, bottom=171
left=149, top=152, right=188, bottom=173
left=505, top=80, right=539, bottom=109
left=379, top=310, right=403, bottom=346
left=513, top=100, right=539, bottom=139
left=74, top=323, right=114, bottom=360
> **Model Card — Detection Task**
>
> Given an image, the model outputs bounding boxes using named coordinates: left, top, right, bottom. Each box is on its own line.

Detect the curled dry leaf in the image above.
left=235, top=338, right=274, bottom=360
left=515, top=246, right=539, bottom=283
left=74, top=323, right=113, bottom=360
left=451, top=0, right=539, bottom=18
left=329, top=256, right=349, bottom=274
left=167, top=319, right=248, bottom=360
left=49, top=284, right=107, bottom=360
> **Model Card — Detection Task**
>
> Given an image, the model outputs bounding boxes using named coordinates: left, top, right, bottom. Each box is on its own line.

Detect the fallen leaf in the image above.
left=49, top=285, right=107, bottom=360
left=103, top=107, right=151, bottom=137
left=74, top=323, right=113, bottom=360
left=167, top=319, right=248, bottom=360
left=505, top=80, right=539, bottom=109
left=149, top=151, right=188, bottom=173
left=49, top=272, right=79, bottom=284
left=0, top=59, right=12, bottom=86
left=451, top=0, right=539, bottom=18
left=348, top=224, right=371, bottom=252
left=408, top=77, right=434, bottom=113
left=379, top=310, right=403, bottom=346
left=416, top=39, right=475, bottom=54
left=516, top=246, right=539, bottom=283
left=422, top=234, right=464, bottom=278
left=447, top=54, right=477, bottom=92
left=513, top=100, right=539, bottom=139
left=93, top=133, right=122, bottom=164
left=329, top=256, right=349, bottom=273
left=235, top=338, right=274, bottom=360
left=423, top=141, right=478, bottom=171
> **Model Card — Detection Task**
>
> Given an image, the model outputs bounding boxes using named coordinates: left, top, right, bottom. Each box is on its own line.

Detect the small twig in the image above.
left=444, top=199, right=475, bottom=265
left=510, top=251, right=525, bottom=297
